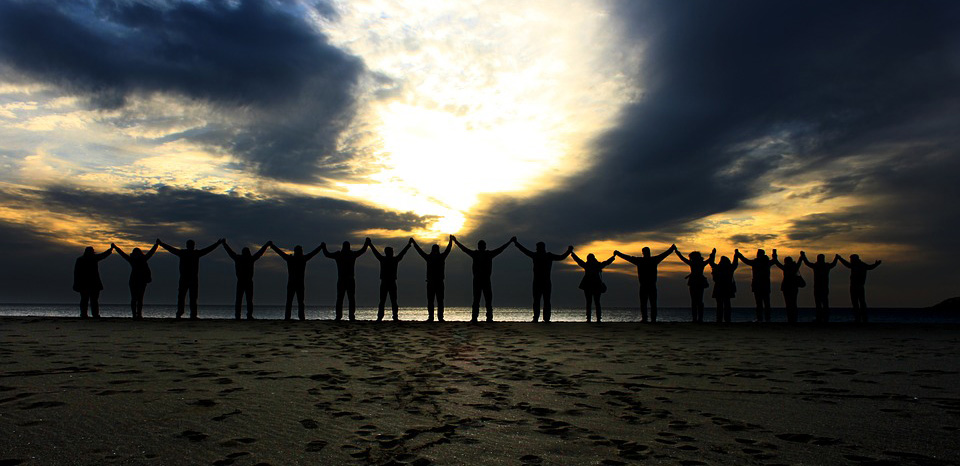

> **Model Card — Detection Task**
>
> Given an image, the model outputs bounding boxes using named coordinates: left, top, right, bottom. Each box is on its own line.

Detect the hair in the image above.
left=186, top=239, right=196, bottom=249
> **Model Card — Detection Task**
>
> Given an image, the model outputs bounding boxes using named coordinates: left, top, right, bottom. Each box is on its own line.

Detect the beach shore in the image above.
left=1, top=318, right=957, bottom=465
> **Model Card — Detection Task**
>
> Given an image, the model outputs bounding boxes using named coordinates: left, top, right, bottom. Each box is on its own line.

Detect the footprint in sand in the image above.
left=299, top=419, right=319, bottom=429
left=305, top=440, right=327, bottom=452
left=190, top=399, right=217, bottom=407
left=180, top=430, right=208, bottom=442
left=20, top=401, right=65, bottom=409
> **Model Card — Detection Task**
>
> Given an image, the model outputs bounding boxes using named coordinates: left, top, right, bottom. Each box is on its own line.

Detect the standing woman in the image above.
left=773, top=250, right=804, bottom=323
left=709, top=253, right=738, bottom=323
left=73, top=245, right=114, bottom=318
left=571, top=251, right=615, bottom=322
left=112, top=241, right=159, bottom=319
left=676, top=248, right=715, bottom=322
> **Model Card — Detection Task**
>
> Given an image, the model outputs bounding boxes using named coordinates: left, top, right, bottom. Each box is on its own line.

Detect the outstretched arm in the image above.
left=828, top=255, right=840, bottom=268
left=321, top=242, right=335, bottom=258
left=837, top=255, right=850, bottom=268
left=490, top=237, right=515, bottom=257
left=441, top=237, right=453, bottom=258
left=198, top=238, right=224, bottom=256
left=157, top=239, right=181, bottom=256
left=411, top=239, right=428, bottom=259
left=396, top=242, right=413, bottom=260
left=270, top=243, right=290, bottom=259
left=550, top=246, right=574, bottom=261
left=732, top=254, right=739, bottom=270
left=614, top=250, right=640, bottom=264
left=223, top=242, right=238, bottom=260
left=867, top=260, right=882, bottom=270
left=570, top=251, right=586, bottom=268
left=95, top=246, right=114, bottom=260
left=111, top=243, right=129, bottom=261
left=653, top=244, right=677, bottom=263
left=353, top=238, right=371, bottom=258
left=452, top=236, right=475, bottom=257
left=513, top=240, right=535, bottom=258
left=252, top=242, right=271, bottom=260
left=675, top=249, right=691, bottom=265
left=735, top=250, right=754, bottom=265
left=799, top=251, right=813, bottom=268
left=369, top=243, right=383, bottom=260
left=144, top=241, right=159, bottom=260
left=600, top=254, right=616, bottom=268
left=707, top=248, right=717, bottom=264
left=304, top=244, right=323, bottom=260
left=772, top=250, right=784, bottom=269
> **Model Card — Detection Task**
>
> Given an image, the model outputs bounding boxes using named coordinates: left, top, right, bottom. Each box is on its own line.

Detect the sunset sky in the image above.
left=0, top=0, right=957, bottom=308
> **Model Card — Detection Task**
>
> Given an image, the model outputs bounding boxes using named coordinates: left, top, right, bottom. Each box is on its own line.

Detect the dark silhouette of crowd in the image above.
left=73, top=237, right=881, bottom=323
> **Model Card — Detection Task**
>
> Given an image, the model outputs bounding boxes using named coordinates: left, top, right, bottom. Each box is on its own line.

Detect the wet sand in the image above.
left=0, top=318, right=958, bottom=465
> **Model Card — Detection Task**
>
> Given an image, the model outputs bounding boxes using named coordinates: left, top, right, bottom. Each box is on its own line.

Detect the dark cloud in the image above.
left=0, top=0, right=364, bottom=181
left=473, top=0, right=960, bottom=253
left=729, top=234, right=778, bottom=245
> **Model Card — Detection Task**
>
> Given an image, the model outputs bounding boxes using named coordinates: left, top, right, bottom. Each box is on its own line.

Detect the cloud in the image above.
left=729, top=233, right=778, bottom=245
left=0, top=0, right=365, bottom=181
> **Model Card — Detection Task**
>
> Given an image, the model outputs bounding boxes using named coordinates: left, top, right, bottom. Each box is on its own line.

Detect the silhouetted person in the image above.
left=735, top=249, right=775, bottom=322
left=514, top=239, right=573, bottom=322
left=838, top=254, right=881, bottom=323
left=158, top=238, right=223, bottom=319
left=370, top=240, right=412, bottom=321
left=709, top=253, right=739, bottom=323
left=676, top=248, right=715, bottom=322
left=322, top=239, right=371, bottom=321
left=614, top=245, right=676, bottom=323
left=269, top=243, right=322, bottom=320
left=411, top=237, right=453, bottom=321
left=571, top=251, right=615, bottom=322
left=112, top=241, right=159, bottom=319
left=773, top=250, right=804, bottom=323
left=452, top=236, right=513, bottom=322
left=800, top=251, right=839, bottom=322
left=73, top=245, right=113, bottom=318
left=224, top=241, right=271, bottom=320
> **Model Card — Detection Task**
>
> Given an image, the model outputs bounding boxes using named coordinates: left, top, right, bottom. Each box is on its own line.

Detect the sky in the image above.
left=0, top=0, right=958, bottom=309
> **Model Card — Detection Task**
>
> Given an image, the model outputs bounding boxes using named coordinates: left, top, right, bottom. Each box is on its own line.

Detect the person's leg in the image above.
left=716, top=299, right=723, bottom=322
left=390, top=282, right=399, bottom=320
left=584, top=290, right=592, bottom=322
left=851, top=288, right=860, bottom=322
left=437, top=282, right=445, bottom=321
left=246, top=283, right=255, bottom=319
left=483, top=281, right=494, bottom=322
left=296, top=285, right=305, bottom=320
left=377, top=281, right=387, bottom=321
left=543, top=281, right=552, bottom=322
left=91, top=290, right=101, bottom=318
left=235, top=283, right=244, bottom=320
left=650, top=286, right=658, bottom=323
left=594, top=293, right=602, bottom=322
left=762, top=294, right=772, bottom=322
left=176, top=282, right=187, bottom=318
left=426, top=282, right=435, bottom=321
left=532, top=282, right=542, bottom=322
left=135, top=283, right=146, bottom=319
left=335, top=281, right=346, bottom=321
left=79, top=291, right=89, bottom=318
left=129, top=283, right=138, bottom=318
left=471, top=279, right=481, bottom=322
left=284, top=283, right=293, bottom=320
left=639, top=287, right=649, bottom=322
left=690, top=287, right=698, bottom=322
left=189, top=282, right=199, bottom=319
left=347, top=280, right=357, bottom=321
left=823, top=293, right=830, bottom=323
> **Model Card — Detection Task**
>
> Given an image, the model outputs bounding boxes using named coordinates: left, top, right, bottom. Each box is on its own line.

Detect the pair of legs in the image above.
left=130, top=282, right=147, bottom=319
left=753, top=291, right=771, bottom=322
left=638, top=284, right=657, bottom=322
left=851, top=286, right=868, bottom=323
left=377, top=281, right=399, bottom=321
left=584, top=290, right=602, bottom=322
left=715, top=298, right=731, bottom=322
left=471, top=278, right=493, bottom=322
left=784, top=290, right=798, bottom=323
left=426, top=281, right=444, bottom=321
left=814, top=290, right=830, bottom=322
left=176, top=279, right=199, bottom=319
left=285, top=282, right=305, bottom=320
left=79, top=289, right=101, bottom=318
left=235, top=281, right=254, bottom=320
left=532, top=279, right=551, bottom=322
left=688, top=287, right=704, bottom=322
left=336, top=278, right=357, bottom=321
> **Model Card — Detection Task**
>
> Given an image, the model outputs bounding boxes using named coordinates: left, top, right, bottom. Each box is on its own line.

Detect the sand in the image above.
left=0, top=319, right=958, bottom=466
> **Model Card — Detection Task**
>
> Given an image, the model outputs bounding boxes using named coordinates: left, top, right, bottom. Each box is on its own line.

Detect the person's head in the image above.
left=385, top=246, right=394, bottom=257
left=83, top=246, right=94, bottom=256
left=477, top=240, right=487, bottom=251
left=431, top=244, right=440, bottom=254
left=784, top=257, right=795, bottom=266
left=536, top=242, right=545, bottom=253
left=294, top=245, right=303, bottom=255
left=341, top=241, right=351, bottom=252
left=756, top=248, right=765, bottom=258
left=242, top=247, right=251, bottom=257
left=186, top=240, right=196, bottom=250
left=690, top=251, right=702, bottom=260
left=132, top=247, right=143, bottom=257
left=642, top=247, right=651, bottom=257
left=586, top=253, right=597, bottom=262
left=817, top=254, right=826, bottom=263
left=851, top=254, right=861, bottom=262
left=719, top=256, right=730, bottom=266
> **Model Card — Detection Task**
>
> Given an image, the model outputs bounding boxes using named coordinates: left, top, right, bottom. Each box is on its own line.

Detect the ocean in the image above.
left=0, top=304, right=957, bottom=323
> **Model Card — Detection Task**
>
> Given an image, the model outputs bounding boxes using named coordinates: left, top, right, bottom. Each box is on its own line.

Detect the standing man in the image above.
left=735, top=249, right=776, bottom=322
left=614, top=245, right=676, bottom=323
left=513, top=239, right=572, bottom=322
left=73, top=245, right=113, bottom=318
left=452, top=236, right=513, bottom=322
left=370, top=239, right=413, bottom=321
left=411, top=236, right=453, bottom=321
left=322, top=239, right=371, bottom=321
left=800, top=251, right=839, bottom=322
left=158, top=238, right=224, bottom=319
left=223, top=241, right=271, bottom=320
left=269, top=243, right=322, bottom=321
left=838, top=254, right=881, bottom=323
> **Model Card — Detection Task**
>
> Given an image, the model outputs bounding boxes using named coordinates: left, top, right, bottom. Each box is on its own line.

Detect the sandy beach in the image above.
left=1, top=319, right=958, bottom=465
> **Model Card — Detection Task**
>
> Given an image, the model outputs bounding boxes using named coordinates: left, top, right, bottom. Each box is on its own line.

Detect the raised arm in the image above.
left=198, top=238, right=224, bottom=256
left=411, top=239, right=428, bottom=259
left=735, top=250, right=754, bottom=265
left=222, top=241, right=238, bottom=260
left=600, top=254, right=616, bottom=268
left=396, top=242, right=413, bottom=260
left=799, top=251, right=813, bottom=268
left=732, top=254, right=740, bottom=270
left=837, top=255, right=850, bottom=268
left=369, top=243, right=383, bottom=260
left=550, top=245, right=573, bottom=261
left=353, top=238, right=371, bottom=258
left=490, top=237, right=515, bottom=257
left=828, top=255, right=840, bottom=268
left=570, top=251, right=586, bottom=268
left=513, top=239, right=535, bottom=258
left=675, top=249, right=691, bottom=265
left=111, top=243, right=129, bottom=261
left=452, top=236, right=475, bottom=257
left=867, top=259, right=882, bottom=270
left=144, top=241, right=159, bottom=260
left=441, top=237, right=453, bottom=258
left=304, top=244, right=323, bottom=260
left=772, top=250, right=783, bottom=269
left=157, top=239, right=181, bottom=256
left=270, top=243, right=290, bottom=259
left=653, top=244, right=677, bottom=263
left=95, top=246, right=114, bottom=261
left=252, top=242, right=271, bottom=260
left=320, top=242, right=335, bottom=258
left=707, top=248, right=717, bottom=265
left=614, top=250, right=640, bottom=264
